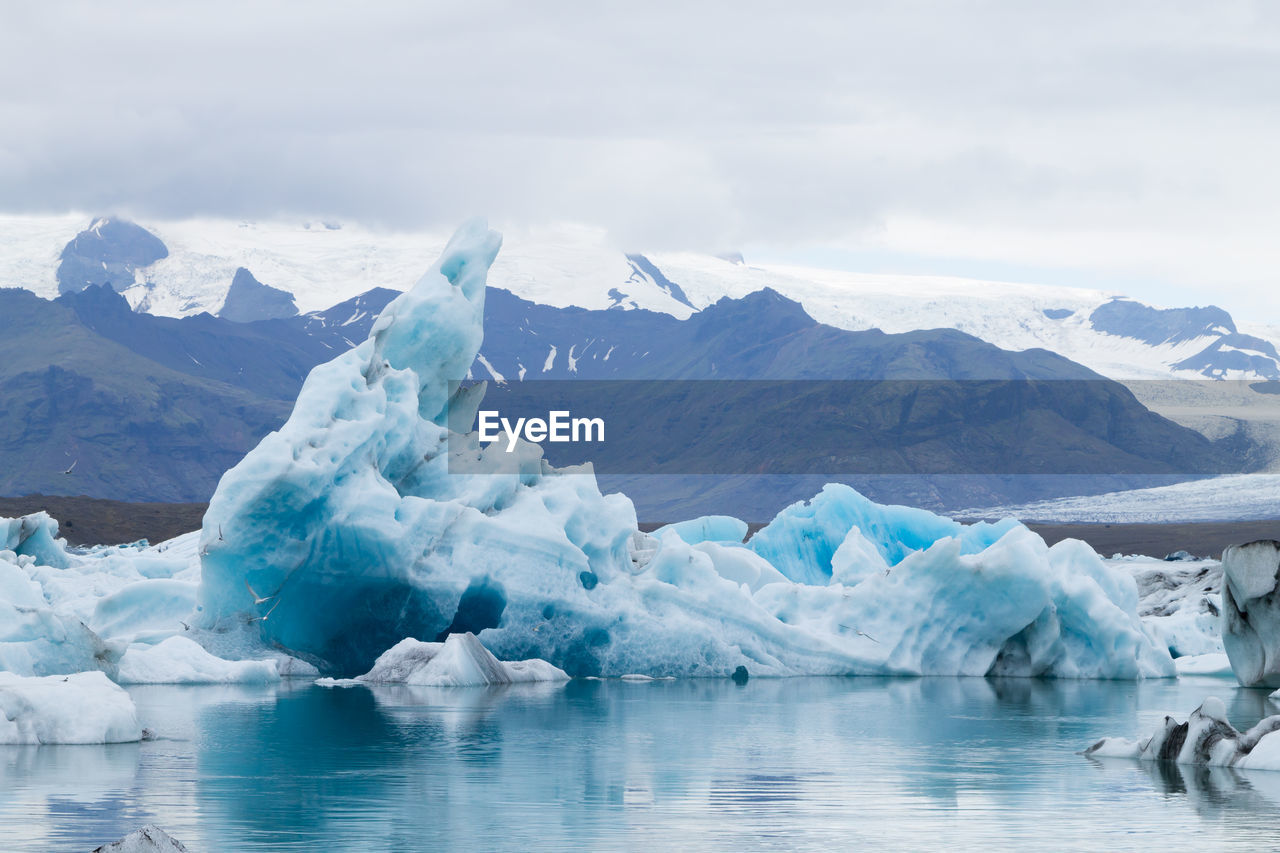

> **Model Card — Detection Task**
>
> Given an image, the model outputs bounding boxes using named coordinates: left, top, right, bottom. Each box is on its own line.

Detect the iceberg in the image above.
left=1121, top=555, right=1223, bottom=660
left=1, top=540, right=114, bottom=677
left=1085, top=697, right=1280, bottom=771
left=1221, top=540, right=1280, bottom=687
left=191, top=219, right=1174, bottom=681
left=0, top=671, right=142, bottom=744
left=349, top=632, right=569, bottom=687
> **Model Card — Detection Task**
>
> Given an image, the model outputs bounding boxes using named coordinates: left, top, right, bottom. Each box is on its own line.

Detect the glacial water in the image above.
left=5, top=674, right=1280, bottom=851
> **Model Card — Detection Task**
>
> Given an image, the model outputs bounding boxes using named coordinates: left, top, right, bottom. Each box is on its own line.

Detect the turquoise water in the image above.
left=4, top=675, right=1280, bottom=851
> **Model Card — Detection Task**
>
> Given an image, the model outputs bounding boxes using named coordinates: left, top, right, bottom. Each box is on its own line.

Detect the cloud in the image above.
left=2, top=1, right=1279, bottom=318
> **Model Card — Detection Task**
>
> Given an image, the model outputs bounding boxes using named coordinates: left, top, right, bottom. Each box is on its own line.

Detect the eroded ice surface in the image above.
left=1086, top=697, right=1280, bottom=771
left=0, top=516, right=297, bottom=684
left=0, top=671, right=141, bottom=744
left=1221, top=540, right=1280, bottom=687
left=91, top=825, right=189, bottom=853
left=1115, top=554, right=1224, bottom=660
left=342, top=632, right=568, bottom=687
left=116, top=637, right=281, bottom=685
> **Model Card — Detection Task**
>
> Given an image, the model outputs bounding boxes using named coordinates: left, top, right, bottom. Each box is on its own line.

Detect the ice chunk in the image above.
left=0, top=556, right=114, bottom=677
left=1176, top=652, right=1234, bottom=677
left=1085, top=697, right=1280, bottom=771
left=655, top=516, right=748, bottom=545
left=748, top=484, right=1019, bottom=585
left=1221, top=540, right=1280, bottom=687
left=91, top=825, right=189, bottom=853
left=1120, top=555, right=1223, bottom=660
left=1, top=512, right=71, bottom=568
left=755, top=526, right=1172, bottom=678
left=356, top=633, right=569, bottom=686
left=0, top=671, right=141, bottom=744
left=115, top=637, right=280, bottom=684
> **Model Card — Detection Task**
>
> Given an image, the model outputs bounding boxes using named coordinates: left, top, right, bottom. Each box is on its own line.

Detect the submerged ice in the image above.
left=184, top=219, right=1175, bottom=680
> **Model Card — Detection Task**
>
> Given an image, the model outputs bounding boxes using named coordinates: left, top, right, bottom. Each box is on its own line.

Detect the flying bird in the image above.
left=61, top=460, right=77, bottom=475
left=217, top=525, right=224, bottom=541
left=250, top=598, right=281, bottom=623
left=244, top=579, right=275, bottom=605
left=839, top=624, right=880, bottom=644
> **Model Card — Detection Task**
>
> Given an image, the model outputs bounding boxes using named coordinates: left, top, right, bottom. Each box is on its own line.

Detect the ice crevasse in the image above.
left=189, top=219, right=1174, bottom=680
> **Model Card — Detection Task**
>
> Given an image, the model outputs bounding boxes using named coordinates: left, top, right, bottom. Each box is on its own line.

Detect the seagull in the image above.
left=839, top=624, right=880, bottom=644
left=61, top=459, right=77, bottom=475
left=244, top=579, right=275, bottom=605
left=217, top=525, right=224, bottom=541
left=249, top=598, right=281, bottom=623
left=179, top=620, right=190, bottom=631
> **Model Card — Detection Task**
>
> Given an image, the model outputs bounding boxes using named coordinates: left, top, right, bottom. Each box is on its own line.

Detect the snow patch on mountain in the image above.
left=2, top=214, right=1277, bottom=383
left=965, top=474, right=1280, bottom=523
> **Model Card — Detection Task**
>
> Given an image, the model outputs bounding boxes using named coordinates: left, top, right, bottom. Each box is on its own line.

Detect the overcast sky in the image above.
left=4, top=1, right=1280, bottom=319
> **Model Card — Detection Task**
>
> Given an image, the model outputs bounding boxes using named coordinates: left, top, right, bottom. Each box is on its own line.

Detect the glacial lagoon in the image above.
left=6, top=674, right=1280, bottom=851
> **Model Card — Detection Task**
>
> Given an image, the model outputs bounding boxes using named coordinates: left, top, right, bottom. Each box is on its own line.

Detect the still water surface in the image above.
left=4, top=674, right=1280, bottom=851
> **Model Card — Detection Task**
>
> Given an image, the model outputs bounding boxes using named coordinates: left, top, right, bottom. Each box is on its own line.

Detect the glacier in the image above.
left=186, top=219, right=1175, bottom=680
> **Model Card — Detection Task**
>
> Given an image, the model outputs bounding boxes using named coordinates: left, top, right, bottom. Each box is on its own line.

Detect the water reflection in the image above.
left=6, top=675, right=1280, bottom=851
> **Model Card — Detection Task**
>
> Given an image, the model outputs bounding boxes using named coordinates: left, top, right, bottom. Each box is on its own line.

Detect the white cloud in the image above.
left=2, top=1, right=1280, bottom=318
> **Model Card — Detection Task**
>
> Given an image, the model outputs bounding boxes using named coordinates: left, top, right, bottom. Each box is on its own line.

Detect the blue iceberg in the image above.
left=188, top=220, right=1174, bottom=680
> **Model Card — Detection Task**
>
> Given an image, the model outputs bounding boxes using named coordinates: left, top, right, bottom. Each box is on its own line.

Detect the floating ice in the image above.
left=1, top=545, right=113, bottom=677
left=352, top=632, right=568, bottom=687
left=655, top=515, right=748, bottom=545
left=1119, top=555, right=1223, bottom=660
left=191, top=220, right=1174, bottom=681
left=1221, top=540, right=1280, bottom=687
left=0, top=671, right=142, bottom=744
left=91, top=825, right=189, bottom=853
left=115, top=636, right=280, bottom=684
left=1175, top=652, right=1234, bottom=677
left=0, top=517, right=207, bottom=678
left=1085, top=697, right=1280, bottom=771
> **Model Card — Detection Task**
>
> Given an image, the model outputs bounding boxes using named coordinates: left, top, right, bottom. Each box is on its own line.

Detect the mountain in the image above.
left=217, top=267, right=299, bottom=322
left=0, top=287, right=290, bottom=502
left=475, top=287, right=1101, bottom=381
left=3, top=213, right=1275, bottom=383
left=0, top=282, right=1245, bottom=516
left=56, top=217, right=168, bottom=295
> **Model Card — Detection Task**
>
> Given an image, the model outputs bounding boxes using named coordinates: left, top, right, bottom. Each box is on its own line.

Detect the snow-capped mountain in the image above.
left=3, top=213, right=1278, bottom=382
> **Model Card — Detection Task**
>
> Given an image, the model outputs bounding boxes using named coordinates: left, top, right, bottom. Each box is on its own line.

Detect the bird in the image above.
left=61, top=459, right=77, bottom=475
left=249, top=598, right=281, bottom=623
left=839, top=624, right=880, bottom=644
left=217, top=525, right=224, bottom=542
left=179, top=620, right=190, bottom=631
left=244, top=579, right=275, bottom=605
